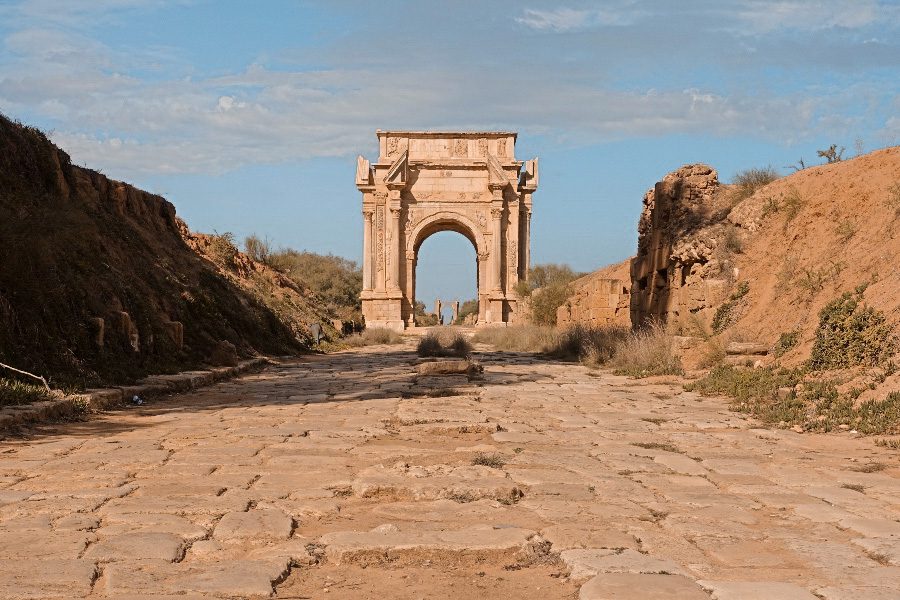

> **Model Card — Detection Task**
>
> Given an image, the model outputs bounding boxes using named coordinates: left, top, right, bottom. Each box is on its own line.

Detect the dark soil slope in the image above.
left=0, top=114, right=333, bottom=387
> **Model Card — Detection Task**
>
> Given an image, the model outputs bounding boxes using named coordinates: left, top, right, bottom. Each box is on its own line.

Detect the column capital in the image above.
left=490, top=207, right=504, bottom=219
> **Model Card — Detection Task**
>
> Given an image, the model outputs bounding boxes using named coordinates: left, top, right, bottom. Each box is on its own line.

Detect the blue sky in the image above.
left=1, top=1, right=898, bottom=311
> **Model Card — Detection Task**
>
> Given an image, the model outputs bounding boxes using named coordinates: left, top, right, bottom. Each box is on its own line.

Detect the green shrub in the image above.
left=886, top=183, right=900, bottom=218
left=773, top=330, right=800, bottom=358
left=808, top=292, right=895, bottom=370
left=268, top=250, right=362, bottom=320
left=455, top=299, right=479, bottom=324
left=686, top=365, right=802, bottom=403
left=0, top=377, right=52, bottom=406
left=518, top=264, right=583, bottom=326
left=782, top=188, right=803, bottom=224
left=712, top=281, right=749, bottom=333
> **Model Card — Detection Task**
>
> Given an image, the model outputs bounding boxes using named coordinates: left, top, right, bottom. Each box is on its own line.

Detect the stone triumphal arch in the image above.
left=356, top=131, right=538, bottom=330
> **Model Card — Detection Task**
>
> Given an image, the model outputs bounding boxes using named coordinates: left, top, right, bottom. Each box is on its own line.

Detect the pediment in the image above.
left=384, top=149, right=409, bottom=188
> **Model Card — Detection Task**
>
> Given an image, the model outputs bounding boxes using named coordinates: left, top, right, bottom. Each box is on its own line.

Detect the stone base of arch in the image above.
left=355, top=130, right=538, bottom=331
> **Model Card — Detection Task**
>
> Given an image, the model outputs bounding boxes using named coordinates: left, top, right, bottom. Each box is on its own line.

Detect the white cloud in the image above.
left=735, top=0, right=884, bottom=33
left=515, top=4, right=645, bottom=32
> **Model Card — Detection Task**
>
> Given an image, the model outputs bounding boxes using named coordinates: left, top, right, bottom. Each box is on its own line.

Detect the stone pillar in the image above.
left=524, top=207, right=532, bottom=279
left=434, top=299, right=442, bottom=317
left=362, top=208, right=374, bottom=291
left=452, top=300, right=460, bottom=323
left=507, top=199, right=520, bottom=291
left=389, top=205, right=402, bottom=292
left=490, top=205, right=503, bottom=293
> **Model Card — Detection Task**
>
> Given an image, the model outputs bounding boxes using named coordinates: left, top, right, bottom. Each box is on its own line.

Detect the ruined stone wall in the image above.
left=557, top=260, right=631, bottom=328
left=630, top=164, right=730, bottom=331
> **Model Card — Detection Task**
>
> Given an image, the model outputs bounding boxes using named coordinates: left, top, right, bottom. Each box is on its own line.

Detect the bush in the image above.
left=546, top=324, right=630, bottom=364
left=0, top=377, right=52, bottom=406
left=244, top=234, right=273, bottom=264
left=886, top=183, right=900, bottom=218
left=610, top=323, right=683, bottom=377
left=517, top=264, right=583, bottom=326
left=268, top=250, right=362, bottom=320
left=344, top=327, right=402, bottom=347
left=773, top=330, right=800, bottom=358
left=688, top=366, right=900, bottom=434
left=207, top=232, right=238, bottom=269
left=417, top=329, right=472, bottom=358
left=530, top=283, right=572, bottom=326
left=711, top=281, right=749, bottom=334
left=455, top=299, right=479, bottom=324
left=472, top=325, right=558, bottom=353
left=732, top=167, right=779, bottom=200
left=687, top=365, right=802, bottom=403
left=808, top=292, right=895, bottom=370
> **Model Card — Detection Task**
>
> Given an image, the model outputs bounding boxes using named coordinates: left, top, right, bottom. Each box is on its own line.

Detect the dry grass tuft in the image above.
left=471, top=452, right=506, bottom=469
left=471, top=325, right=559, bottom=353
left=417, top=328, right=472, bottom=358
left=610, top=323, right=684, bottom=377
left=344, top=327, right=403, bottom=347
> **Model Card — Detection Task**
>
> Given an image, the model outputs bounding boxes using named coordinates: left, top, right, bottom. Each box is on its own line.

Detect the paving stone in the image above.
left=698, top=580, right=819, bottom=599
left=579, top=573, right=710, bottom=599
left=562, top=548, right=690, bottom=579
left=101, top=559, right=287, bottom=597
left=84, top=532, right=184, bottom=561
left=213, top=508, right=293, bottom=541
left=0, top=558, right=97, bottom=599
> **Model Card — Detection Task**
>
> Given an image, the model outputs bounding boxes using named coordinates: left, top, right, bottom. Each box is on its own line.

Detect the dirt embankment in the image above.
left=0, top=113, right=336, bottom=388
left=725, top=148, right=900, bottom=362
left=577, top=148, right=900, bottom=375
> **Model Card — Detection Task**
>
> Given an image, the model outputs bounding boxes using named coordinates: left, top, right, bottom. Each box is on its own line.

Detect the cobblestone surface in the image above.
left=1, top=341, right=899, bottom=599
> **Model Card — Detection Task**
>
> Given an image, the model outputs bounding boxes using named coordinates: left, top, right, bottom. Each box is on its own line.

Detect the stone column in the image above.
left=389, top=206, right=402, bottom=292
left=490, top=205, right=503, bottom=293
left=362, top=208, right=374, bottom=291
left=524, top=206, right=532, bottom=281
left=507, top=199, right=520, bottom=291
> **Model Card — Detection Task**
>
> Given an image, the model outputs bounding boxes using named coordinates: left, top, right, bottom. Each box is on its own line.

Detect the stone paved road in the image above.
left=1, top=342, right=899, bottom=599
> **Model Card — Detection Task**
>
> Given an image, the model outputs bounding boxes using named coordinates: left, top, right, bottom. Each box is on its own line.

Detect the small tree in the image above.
left=244, top=234, right=272, bottom=264
left=817, top=144, right=845, bottom=164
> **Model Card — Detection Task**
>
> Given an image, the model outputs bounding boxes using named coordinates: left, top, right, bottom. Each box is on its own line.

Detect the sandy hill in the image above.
left=0, top=114, right=335, bottom=388
left=726, top=147, right=900, bottom=362
left=577, top=146, right=900, bottom=374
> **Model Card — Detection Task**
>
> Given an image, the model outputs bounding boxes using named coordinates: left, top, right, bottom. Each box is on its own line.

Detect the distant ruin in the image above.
left=355, top=131, right=538, bottom=330
left=630, top=164, right=729, bottom=330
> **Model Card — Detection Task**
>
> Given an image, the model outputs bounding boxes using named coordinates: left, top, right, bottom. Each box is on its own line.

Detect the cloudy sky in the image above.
left=1, top=1, right=898, bottom=313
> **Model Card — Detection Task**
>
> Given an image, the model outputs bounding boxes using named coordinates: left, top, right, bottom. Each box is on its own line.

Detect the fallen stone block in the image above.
left=319, top=523, right=537, bottom=566
left=417, top=360, right=483, bottom=376
left=725, top=342, right=769, bottom=355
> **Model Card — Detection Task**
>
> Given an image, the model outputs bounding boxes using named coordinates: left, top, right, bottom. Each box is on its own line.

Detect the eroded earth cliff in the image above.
left=0, top=114, right=335, bottom=387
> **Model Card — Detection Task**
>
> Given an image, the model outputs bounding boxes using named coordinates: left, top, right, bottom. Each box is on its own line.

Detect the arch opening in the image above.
left=413, top=229, right=477, bottom=326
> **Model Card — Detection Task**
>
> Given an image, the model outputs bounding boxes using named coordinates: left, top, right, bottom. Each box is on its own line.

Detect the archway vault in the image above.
left=355, top=130, right=539, bottom=330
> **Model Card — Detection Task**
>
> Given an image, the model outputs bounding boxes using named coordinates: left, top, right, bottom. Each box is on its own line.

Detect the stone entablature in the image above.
left=356, top=131, right=538, bottom=330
